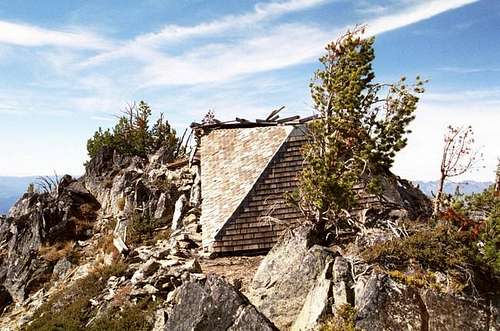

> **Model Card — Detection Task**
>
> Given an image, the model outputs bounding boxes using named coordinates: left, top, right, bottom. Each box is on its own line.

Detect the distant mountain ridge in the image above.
left=412, top=180, right=493, bottom=197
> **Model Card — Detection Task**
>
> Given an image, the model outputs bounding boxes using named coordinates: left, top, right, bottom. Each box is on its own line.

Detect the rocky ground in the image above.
left=0, top=147, right=498, bottom=330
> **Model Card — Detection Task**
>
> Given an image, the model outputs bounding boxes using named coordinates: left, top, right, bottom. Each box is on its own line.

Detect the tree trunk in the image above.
left=495, top=160, right=500, bottom=197
left=433, top=174, right=445, bottom=216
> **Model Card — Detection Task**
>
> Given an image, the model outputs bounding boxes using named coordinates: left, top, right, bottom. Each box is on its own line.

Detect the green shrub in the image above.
left=27, top=261, right=127, bottom=331
left=363, top=212, right=500, bottom=295
left=319, top=304, right=359, bottom=331
left=450, top=185, right=500, bottom=276
left=363, top=223, right=474, bottom=272
left=127, top=212, right=162, bottom=246
left=451, top=185, right=497, bottom=219
left=479, top=207, right=500, bottom=274
left=89, top=299, right=155, bottom=331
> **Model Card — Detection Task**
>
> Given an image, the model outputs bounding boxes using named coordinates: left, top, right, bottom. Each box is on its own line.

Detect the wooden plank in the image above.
left=255, top=119, right=278, bottom=125
left=265, top=106, right=285, bottom=121
left=299, top=114, right=319, bottom=123
left=277, top=115, right=300, bottom=123
left=166, top=158, right=189, bottom=170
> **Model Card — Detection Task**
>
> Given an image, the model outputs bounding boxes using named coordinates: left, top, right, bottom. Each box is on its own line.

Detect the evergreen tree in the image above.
left=132, top=101, right=153, bottom=156
left=151, top=113, right=178, bottom=156
left=86, top=101, right=179, bottom=161
left=298, top=27, right=425, bottom=226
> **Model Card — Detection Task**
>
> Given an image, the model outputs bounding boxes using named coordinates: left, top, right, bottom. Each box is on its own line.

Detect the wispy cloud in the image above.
left=394, top=88, right=500, bottom=181
left=0, top=20, right=113, bottom=49
left=136, top=0, right=331, bottom=43
left=0, top=0, right=478, bottom=104
left=83, top=0, right=331, bottom=66
left=366, top=0, right=478, bottom=36
left=355, top=0, right=389, bottom=15
left=437, top=66, right=500, bottom=74
left=90, top=115, right=115, bottom=122
left=134, top=0, right=479, bottom=86
left=140, top=23, right=330, bottom=86
left=424, top=88, right=500, bottom=103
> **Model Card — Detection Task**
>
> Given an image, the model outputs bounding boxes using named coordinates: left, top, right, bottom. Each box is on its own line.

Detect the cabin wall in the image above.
left=213, top=127, right=307, bottom=254
left=199, top=126, right=292, bottom=251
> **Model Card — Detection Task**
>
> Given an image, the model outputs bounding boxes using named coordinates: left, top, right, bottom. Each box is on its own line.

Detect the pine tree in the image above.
left=86, top=101, right=179, bottom=160
left=495, top=159, right=500, bottom=197
left=151, top=113, right=178, bottom=159
left=132, top=101, right=153, bottom=156
left=298, top=27, right=425, bottom=226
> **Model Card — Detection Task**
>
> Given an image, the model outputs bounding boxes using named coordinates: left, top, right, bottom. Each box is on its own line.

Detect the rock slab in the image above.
left=165, top=274, right=277, bottom=331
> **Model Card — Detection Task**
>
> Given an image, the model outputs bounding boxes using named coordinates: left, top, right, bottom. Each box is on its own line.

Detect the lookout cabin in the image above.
left=190, top=109, right=383, bottom=255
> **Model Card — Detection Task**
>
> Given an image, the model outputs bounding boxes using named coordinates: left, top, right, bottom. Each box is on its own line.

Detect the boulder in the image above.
left=154, top=193, right=167, bottom=220
left=189, top=164, right=201, bottom=207
left=171, top=194, right=187, bottom=231
left=355, top=272, right=425, bottom=331
left=422, top=290, right=492, bottom=331
left=131, top=258, right=161, bottom=285
left=378, top=174, right=432, bottom=219
left=355, top=272, right=497, bottom=331
left=0, top=177, right=100, bottom=303
left=331, top=256, right=354, bottom=311
left=291, top=260, right=334, bottom=331
left=152, top=308, right=167, bottom=331
left=165, top=274, right=277, bottom=331
left=228, top=305, right=278, bottom=331
left=248, top=225, right=336, bottom=330
left=52, top=257, right=73, bottom=280
left=291, top=256, right=355, bottom=331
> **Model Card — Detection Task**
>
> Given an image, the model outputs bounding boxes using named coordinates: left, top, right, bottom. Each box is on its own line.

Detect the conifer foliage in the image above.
left=298, top=27, right=425, bottom=224
left=87, top=101, right=179, bottom=160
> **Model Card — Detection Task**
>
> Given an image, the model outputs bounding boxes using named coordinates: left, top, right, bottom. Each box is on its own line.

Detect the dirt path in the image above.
left=199, top=255, right=264, bottom=294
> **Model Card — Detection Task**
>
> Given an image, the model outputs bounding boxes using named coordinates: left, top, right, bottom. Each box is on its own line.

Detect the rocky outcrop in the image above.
left=0, top=176, right=100, bottom=303
left=355, top=272, right=497, bottom=331
left=248, top=216, right=499, bottom=331
left=248, top=225, right=336, bottom=329
left=355, top=272, right=426, bottom=330
left=292, top=256, right=355, bottom=331
left=291, top=261, right=334, bottom=331
left=377, top=174, right=432, bottom=220
left=0, top=133, right=493, bottom=331
left=165, top=274, right=278, bottom=331
left=83, top=148, right=194, bottom=237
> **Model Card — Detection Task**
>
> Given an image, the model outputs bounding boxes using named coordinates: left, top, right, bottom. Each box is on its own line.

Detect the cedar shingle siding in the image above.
left=212, top=128, right=307, bottom=253
left=199, top=126, right=295, bottom=253
left=199, top=124, right=381, bottom=254
left=198, top=123, right=383, bottom=255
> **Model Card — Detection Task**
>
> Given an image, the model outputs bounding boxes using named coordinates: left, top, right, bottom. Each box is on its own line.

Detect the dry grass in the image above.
left=97, top=231, right=116, bottom=254
left=116, top=197, right=126, bottom=211
left=319, top=304, right=359, bottom=331
left=200, top=255, right=264, bottom=294
left=27, top=260, right=129, bottom=331
left=39, top=241, right=75, bottom=263
left=112, top=284, right=133, bottom=306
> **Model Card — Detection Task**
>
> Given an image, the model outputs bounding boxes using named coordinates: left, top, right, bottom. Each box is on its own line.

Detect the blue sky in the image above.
left=0, top=0, right=498, bottom=181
